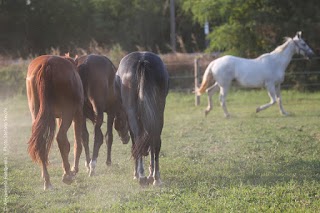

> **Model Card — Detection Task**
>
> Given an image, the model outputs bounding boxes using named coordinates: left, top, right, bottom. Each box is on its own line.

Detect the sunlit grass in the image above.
left=1, top=90, right=320, bottom=212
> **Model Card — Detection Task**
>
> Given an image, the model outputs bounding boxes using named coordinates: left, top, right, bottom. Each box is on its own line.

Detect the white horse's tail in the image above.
left=196, top=62, right=214, bottom=95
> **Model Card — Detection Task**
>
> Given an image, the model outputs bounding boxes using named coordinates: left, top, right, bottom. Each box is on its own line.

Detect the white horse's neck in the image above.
left=270, top=39, right=296, bottom=70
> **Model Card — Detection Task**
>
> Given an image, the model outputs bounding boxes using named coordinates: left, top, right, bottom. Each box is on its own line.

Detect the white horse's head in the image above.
left=292, top=31, right=315, bottom=59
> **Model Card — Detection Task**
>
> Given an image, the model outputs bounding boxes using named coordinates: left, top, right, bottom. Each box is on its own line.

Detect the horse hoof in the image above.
left=89, top=160, right=97, bottom=176
left=71, top=167, right=78, bottom=175
left=89, top=169, right=95, bottom=177
left=106, top=160, right=111, bottom=166
left=281, top=112, right=290, bottom=116
left=62, top=174, right=74, bottom=185
left=84, top=161, right=90, bottom=173
left=147, top=176, right=154, bottom=185
left=139, top=177, right=148, bottom=186
left=70, top=170, right=77, bottom=176
left=153, top=179, right=163, bottom=187
left=44, top=183, right=53, bottom=190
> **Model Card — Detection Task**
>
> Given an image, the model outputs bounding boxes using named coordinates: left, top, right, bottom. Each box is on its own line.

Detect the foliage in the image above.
left=182, top=0, right=320, bottom=57
left=1, top=91, right=320, bottom=212
left=0, top=0, right=205, bottom=57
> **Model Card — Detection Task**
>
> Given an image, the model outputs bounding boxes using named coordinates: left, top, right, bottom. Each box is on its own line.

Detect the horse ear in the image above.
left=296, top=31, right=302, bottom=39
left=75, top=55, right=78, bottom=60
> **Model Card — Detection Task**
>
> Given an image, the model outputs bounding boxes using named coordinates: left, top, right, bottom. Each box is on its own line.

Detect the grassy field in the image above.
left=1, top=90, right=320, bottom=212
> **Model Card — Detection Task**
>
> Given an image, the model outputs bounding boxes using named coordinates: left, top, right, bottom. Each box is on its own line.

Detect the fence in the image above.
left=1, top=55, right=320, bottom=101
left=165, top=56, right=320, bottom=105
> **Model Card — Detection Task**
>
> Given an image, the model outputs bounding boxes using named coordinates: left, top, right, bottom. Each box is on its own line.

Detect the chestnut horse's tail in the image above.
left=132, top=60, right=161, bottom=158
left=28, top=63, right=56, bottom=165
left=196, top=62, right=214, bottom=95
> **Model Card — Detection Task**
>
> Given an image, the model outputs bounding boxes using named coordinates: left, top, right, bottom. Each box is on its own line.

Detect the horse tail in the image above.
left=103, top=56, right=117, bottom=72
left=28, top=62, right=56, bottom=165
left=133, top=60, right=160, bottom=158
left=197, top=61, right=214, bottom=95
left=78, top=63, right=89, bottom=97
left=77, top=63, right=95, bottom=123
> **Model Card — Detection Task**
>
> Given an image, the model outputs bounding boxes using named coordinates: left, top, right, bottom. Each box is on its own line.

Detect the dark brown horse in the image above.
left=115, top=51, right=169, bottom=186
left=26, top=55, right=84, bottom=190
left=75, top=54, right=130, bottom=176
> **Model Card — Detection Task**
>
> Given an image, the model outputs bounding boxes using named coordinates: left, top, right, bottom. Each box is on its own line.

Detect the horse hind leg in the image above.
left=205, top=83, right=219, bottom=116
left=149, top=138, right=162, bottom=186
left=131, top=138, right=148, bottom=186
left=71, top=109, right=83, bottom=174
left=219, top=87, right=230, bottom=118
left=135, top=156, right=148, bottom=186
left=82, top=120, right=90, bottom=173
left=106, top=114, right=114, bottom=166
left=89, top=111, right=104, bottom=176
left=41, top=161, right=53, bottom=190
left=147, top=148, right=155, bottom=184
left=56, top=115, right=74, bottom=185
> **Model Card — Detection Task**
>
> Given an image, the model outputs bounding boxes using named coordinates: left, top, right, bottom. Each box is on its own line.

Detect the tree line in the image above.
left=1, top=0, right=320, bottom=58
left=0, top=0, right=206, bottom=57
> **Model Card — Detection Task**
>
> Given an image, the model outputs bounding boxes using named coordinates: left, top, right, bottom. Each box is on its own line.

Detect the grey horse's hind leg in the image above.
left=205, top=82, right=219, bottom=116
left=219, top=86, right=231, bottom=118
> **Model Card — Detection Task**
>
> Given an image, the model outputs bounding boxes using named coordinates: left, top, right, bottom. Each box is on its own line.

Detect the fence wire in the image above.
left=166, top=57, right=320, bottom=91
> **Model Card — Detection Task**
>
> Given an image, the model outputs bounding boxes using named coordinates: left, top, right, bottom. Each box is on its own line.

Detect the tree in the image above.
left=182, top=0, right=320, bottom=57
left=0, top=0, right=205, bottom=56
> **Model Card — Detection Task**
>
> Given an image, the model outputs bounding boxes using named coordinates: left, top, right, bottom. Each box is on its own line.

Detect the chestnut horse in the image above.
left=75, top=54, right=130, bottom=176
left=115, top=51, right=169, bottom=186
left=26, top=55, right=84, bottom=190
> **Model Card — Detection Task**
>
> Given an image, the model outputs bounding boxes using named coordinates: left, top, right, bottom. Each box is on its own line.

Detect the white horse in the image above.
left=197, top=31, right=315, bottom=117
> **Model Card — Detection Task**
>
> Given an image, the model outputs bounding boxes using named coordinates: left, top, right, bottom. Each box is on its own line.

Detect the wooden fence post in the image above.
left=194, top=58, right=200, bottom=106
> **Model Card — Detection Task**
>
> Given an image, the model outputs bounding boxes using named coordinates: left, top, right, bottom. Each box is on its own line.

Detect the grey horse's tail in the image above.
left=132, top=60, right=161, bottom=158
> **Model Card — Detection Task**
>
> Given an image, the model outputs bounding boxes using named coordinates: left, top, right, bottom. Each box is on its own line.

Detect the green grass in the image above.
left=1, top=90, right=320, bottom=212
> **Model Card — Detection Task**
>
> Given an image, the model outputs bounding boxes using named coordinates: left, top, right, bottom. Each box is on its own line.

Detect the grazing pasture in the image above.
left=1, top=90, right=320, bottom=212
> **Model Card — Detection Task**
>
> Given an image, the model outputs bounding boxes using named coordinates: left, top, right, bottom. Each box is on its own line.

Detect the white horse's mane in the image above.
left=270, top=37, right=292, bottom=54
left=256, top=37, right=292, bottom=59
